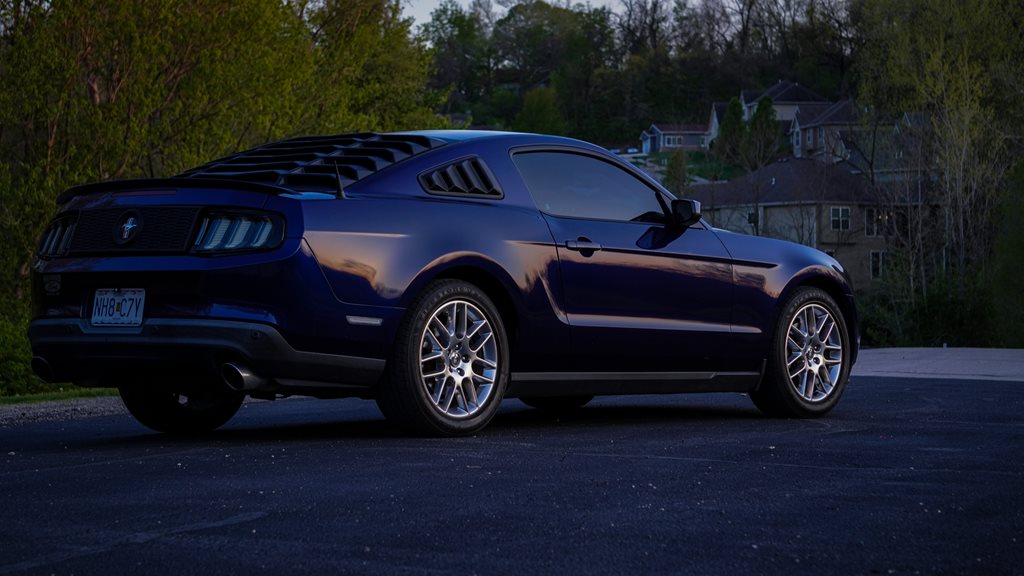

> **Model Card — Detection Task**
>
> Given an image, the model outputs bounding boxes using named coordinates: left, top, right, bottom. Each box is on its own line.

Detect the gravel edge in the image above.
left=0, top=396, right=128, bottom=428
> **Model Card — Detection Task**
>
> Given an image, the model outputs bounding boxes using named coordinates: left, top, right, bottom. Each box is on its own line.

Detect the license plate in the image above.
left=91, top=289, right=145, bottom=327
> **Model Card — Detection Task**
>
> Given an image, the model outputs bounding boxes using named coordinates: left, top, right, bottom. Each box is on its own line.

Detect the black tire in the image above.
left=376, top=279, right=510, bottom=436
left=520, top=396, right=593, bottom=412
left=119, top=377, right=244, bottom=433
left=751, top=287, right=851, bottom=418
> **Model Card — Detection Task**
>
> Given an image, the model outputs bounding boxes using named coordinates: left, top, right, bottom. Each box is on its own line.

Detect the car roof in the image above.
left=59, top=130, right=611, bottom=203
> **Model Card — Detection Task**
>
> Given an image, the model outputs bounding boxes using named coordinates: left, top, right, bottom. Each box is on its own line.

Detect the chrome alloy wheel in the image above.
left=785, top=303, right=844, bottom=402
left=419, top=299, right=499, bottom=418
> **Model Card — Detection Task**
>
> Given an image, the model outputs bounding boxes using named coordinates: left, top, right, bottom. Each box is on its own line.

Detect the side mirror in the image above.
left=671, top=199, right=701, bottom=228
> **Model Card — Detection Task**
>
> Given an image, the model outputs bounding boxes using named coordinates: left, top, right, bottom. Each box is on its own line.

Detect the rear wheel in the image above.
left=376, top=280, right=509, bottom=436
left=520, top=396, right=593, bottom=412
left=119, top=377, right=243, bottom=433
left=751, top=287, right=850, bottom=418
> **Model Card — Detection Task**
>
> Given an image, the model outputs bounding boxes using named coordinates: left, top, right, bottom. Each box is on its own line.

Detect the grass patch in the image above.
left=643, top=151, right=746, bottom=182
left=0, top=387, right=118, bottom=405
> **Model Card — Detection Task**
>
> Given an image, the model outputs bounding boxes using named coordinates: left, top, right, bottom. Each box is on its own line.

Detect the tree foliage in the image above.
left=514, top=87, right=566, bottom=135
left=662, top=149, right=689, bottom=198
left=0, top=0, right=443, bottom=394
left=853, top=0, right=1024, bottom=346
left=742, top=97, right=782, bottom=170
left=421, top=0, right=860, bottom=145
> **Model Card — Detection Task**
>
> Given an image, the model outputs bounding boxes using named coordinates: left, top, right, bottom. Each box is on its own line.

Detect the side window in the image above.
left=513, top=151, right=666, bottom=223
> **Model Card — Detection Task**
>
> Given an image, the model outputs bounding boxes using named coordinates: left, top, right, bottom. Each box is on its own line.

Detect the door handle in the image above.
left=564, top=238, right=602, bottom=252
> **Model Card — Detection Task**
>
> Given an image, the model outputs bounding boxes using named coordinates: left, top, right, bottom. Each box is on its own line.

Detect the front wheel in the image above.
left=376, top=280, right=509, bottom=436
left=119, top=378, right=244, bottom=433
left=750, top=287, right=851, bottom=418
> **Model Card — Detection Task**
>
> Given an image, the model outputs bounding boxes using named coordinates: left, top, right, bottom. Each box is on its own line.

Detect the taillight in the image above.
left=37, top=216, right=77, bottom=258
left=192, top=212, right=284, bottom=253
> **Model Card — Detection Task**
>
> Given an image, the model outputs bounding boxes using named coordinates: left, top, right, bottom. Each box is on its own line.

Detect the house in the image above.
left=791, top=99, right=860, bottom=161
left=741, top=80, right=828, bottom=122
left=640, top=123, right=709, bottom=154
left=689, top=158, right=886, bottom=290
left=707, top=102, right=727, bottom=143
left=707, top=80, right=827, bottom=147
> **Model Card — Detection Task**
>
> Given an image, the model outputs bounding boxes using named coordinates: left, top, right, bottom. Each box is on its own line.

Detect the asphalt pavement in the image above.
left=1, top=363, right=1022, bottom=576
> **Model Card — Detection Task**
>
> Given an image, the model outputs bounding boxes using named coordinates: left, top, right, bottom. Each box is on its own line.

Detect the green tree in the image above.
left=742, top=97, right=782, bottom=171
left=0, top=0, right=443, bottom=394
left=856, top=0, right=1024, bottom=345
left=419, top=0, right=493, bottom=116
left=513, top=87, right=567, bottom=134
left=715, top=97, right=745, bottom=163
left=662, top=149, right=689, bottom=198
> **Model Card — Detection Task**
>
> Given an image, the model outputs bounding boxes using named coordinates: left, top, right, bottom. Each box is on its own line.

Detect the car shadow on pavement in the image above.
left=493, top=400, right=764, bottom=430
left=81, top=397, right=765, bottom=448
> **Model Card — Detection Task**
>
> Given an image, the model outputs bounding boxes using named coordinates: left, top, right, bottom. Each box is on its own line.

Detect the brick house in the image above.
left=689, top=158, right=887, bottom=291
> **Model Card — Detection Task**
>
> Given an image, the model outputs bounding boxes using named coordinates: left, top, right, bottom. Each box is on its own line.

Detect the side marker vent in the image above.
left=419, top=157, right=502, bottom=198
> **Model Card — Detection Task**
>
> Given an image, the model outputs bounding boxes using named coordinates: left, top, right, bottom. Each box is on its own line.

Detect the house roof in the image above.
left=902, top=111, right=930, bottom=129
left=689, top=157, right=869, bottom=207
left=740, top=89, right=763, bottom=104
left=711, top=102, right=727, bottom=124
left=745, top=80, right=827, bottom=107
left=766, top=81, right=827, bottom=104
left=651, top=122, right=708, bottom=134
left=792, top=103, right=836, bottom=128
left=803, top=99, right=859, bottom=128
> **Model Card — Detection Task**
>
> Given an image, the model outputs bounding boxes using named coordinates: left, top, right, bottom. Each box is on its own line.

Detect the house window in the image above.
left=818, top=127, right=824, bottom=143
left=865, top=208, right=879, bottom=237
left=794, top=129, right=801, bottom=147
left=830, top=206, right=850, bottom=231
left=871, top=251, right=887, bottom=279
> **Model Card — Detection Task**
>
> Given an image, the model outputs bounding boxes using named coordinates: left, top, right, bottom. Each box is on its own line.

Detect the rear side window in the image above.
left=513, top=151, right=666, bottom=223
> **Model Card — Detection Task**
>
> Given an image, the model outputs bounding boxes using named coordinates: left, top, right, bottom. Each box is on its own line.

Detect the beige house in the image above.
left=689, top=158, right=887, bottom=291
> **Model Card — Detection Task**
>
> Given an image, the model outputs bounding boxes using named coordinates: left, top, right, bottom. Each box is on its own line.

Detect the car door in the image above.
left=512, top=149, right=735, bottom=373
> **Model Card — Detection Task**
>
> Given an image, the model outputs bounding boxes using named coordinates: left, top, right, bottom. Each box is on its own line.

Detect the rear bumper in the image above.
left=28, top=318, right=385, bottom=395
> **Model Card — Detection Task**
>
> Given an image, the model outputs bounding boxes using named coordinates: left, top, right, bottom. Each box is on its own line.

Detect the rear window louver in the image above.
left=175, top=132, right=447, bottom=194
left=419, top=157, right=502, bottom=198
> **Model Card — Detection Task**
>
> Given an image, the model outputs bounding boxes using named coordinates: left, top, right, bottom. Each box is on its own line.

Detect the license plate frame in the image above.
left=91, top=288, right=146, bottom=327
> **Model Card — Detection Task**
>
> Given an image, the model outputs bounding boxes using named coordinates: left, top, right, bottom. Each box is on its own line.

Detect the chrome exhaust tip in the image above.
left=220, top=362, right=267, bottom=392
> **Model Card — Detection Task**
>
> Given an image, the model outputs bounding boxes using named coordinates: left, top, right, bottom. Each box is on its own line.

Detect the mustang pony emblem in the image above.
left=113, top=210, right=143, bottom=245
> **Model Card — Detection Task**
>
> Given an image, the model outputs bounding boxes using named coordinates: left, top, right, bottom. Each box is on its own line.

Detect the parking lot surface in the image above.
left=1, top=375, right=1021, bottom=575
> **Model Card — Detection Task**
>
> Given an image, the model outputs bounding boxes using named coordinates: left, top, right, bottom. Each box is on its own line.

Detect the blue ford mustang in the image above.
left=29, top=131, right=858, bottom=435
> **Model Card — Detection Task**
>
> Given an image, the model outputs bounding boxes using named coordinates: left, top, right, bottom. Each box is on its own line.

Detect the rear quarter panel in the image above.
left=301, top=139, right=569, bottom=372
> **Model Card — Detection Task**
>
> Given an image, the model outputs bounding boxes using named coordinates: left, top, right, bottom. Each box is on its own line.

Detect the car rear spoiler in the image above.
left=56, top=178, right=298, bottom=205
